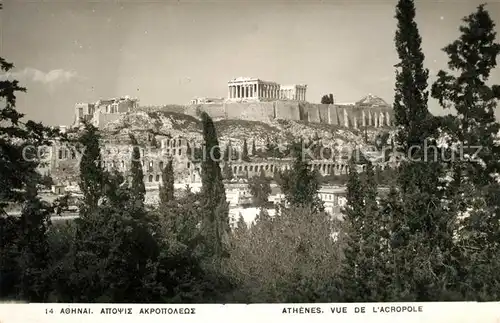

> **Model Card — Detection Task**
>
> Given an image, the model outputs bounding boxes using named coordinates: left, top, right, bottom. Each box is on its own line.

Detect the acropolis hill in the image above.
left=73, top=77, right=394, bottom=130
left=47, top=78, right=397, bottom=192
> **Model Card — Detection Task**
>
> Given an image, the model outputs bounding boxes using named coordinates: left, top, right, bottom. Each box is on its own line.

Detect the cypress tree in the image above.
left=159, top=159, right=174, bottom=206
left=341, top=156, right=365, bottom=301
left=251, top=140, right=256, bottom=156
left=241, top=139, right=250, bottom=162
left=393, top=0, right=432, bottom=152
left=389, top=0, right=457, bottom=301
left=129, top=134, right=146, bottom=205
left=78, top=121, right=105, bottom=215
left=222, top=162, right=233, bottom=181
left=342, top=157, right=386, bottom=301
left=199, top=112, right=230, bottom=258
left=223, top=141, right=231, bottom=161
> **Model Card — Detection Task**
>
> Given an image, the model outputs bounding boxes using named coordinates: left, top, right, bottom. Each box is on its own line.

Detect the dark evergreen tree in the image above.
left=129, top=134, right=146, bottom=205
left=40, top=174, right=54, bottom=189
left=248, top=169, right=272, bottom=208
left=393, top=0, right=433, bottom=152
left=341, top=157, right=366, bottom=301
left=241, top=139, right=250, bottom=162
left=234, top=214, right=248, bottom=238
left=265, top=137, right=276, bottom=158
left=0, top=52, right=61, bottom=301
left=65, top=170, right=161, bottom=302
left=15, top=178, right=53, bottom=301
left=150, top=135, right=158, bottom=148
left=199, top=112, right=230, bottom=259
left=321, top=94, right=334, bottom=104
left=279, top=142, right=324, bottom=213
left=159, top=159, right=174, bottom=206
left=251, top=139, right=256, bottom=156
left=431, top=4, right=500, bottom=301
left=387, top=0, right=458, bottom=301
left=222, top=162, right=233, bottom=181
left=78, top=122, right=105, bottom=215
left=223, top=142, right=231, bottom=162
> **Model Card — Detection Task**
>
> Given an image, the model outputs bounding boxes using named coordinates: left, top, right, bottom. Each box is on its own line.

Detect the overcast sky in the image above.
left=1, top=0, right=499, bottom=126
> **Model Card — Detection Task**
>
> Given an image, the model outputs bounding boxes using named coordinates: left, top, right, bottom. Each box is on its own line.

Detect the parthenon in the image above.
left=227, top=77, right=307, bottom=102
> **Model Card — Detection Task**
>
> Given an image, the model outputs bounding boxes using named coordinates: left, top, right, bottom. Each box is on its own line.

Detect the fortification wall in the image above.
left=307, top=103, right=321, bottom=123
left=225, top=102, right=275, bottom=122
left=198, top=103, right=226, bottom=120
left=328, top=105, right=339, bottom=126
left=158, top=101, right=394, bottom=129
left=318, top=104, right=329, bottom=123
left=274, top=101, right=301, bottom=121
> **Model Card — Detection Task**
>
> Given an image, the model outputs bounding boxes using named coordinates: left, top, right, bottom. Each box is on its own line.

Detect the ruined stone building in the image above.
left=73, top=96, right=139, bottom=129
left=38, top=136, right=196, bottom=186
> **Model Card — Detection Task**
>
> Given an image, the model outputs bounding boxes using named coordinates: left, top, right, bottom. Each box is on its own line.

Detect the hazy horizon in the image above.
left=1, top=0, right=499, bottom=126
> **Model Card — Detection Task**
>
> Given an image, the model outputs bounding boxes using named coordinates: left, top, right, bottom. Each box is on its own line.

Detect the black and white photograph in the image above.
left=1, top=0, right=500, bottom=308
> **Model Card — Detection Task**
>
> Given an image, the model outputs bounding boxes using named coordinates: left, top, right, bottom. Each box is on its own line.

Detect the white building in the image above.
left=226, top=77, right=307, bottom=102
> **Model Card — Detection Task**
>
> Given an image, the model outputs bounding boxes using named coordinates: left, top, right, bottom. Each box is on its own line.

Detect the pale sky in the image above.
left=1, top=0, right=499, bottom=126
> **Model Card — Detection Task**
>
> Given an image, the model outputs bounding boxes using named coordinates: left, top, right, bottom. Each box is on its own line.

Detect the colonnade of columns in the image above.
left=228, top=82, right=280, bottom=100
left=227, top=159, right=395, bottom=178
left=228, top=82, right=307, bottom=101
left=357, top=111, right=392, bottom=128
left=278, top=87, right=306, bottom=101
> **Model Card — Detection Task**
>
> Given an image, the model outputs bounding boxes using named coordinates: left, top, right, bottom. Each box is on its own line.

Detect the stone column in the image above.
left=228, top=86, right=232, bottom=99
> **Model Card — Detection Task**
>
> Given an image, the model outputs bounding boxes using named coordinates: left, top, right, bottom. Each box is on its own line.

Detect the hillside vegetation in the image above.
left=103, top=110, right=390, bottom=150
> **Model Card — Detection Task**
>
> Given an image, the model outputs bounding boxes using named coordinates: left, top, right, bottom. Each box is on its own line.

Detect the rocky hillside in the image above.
left=102, top=110, right=392, bottom=152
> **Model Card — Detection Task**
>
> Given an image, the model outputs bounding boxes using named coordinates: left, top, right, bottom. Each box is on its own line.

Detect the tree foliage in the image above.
left=279, top=142, right=324, bottom=214
left=321, top=94, right=334, bottom=104
left=159, top=159, right=174, bottom=206
left=199, top=112, right=231, bottom=259
left=248, top=169, right=272, bottom=208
